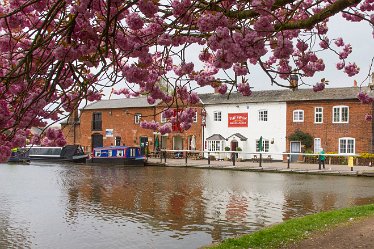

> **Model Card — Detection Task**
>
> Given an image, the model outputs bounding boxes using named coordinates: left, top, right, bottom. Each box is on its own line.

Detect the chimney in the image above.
left=290, top=74, right=299, bottom=91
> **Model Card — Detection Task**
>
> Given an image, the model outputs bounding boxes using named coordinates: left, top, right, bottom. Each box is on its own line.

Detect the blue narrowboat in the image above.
left=89, top=146, right=145, bottom=166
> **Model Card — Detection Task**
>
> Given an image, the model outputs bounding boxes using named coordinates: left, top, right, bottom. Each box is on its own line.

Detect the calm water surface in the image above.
left=1, top=162, right=374, bottom=249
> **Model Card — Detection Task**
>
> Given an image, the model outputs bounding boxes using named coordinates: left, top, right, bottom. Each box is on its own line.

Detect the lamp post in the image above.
left=201, top=108, right=206, bottom=158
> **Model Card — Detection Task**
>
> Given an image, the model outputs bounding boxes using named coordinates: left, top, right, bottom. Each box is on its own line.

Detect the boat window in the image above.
left=29, top=147, right=62, bottom=156
left=95, top=151, right=101, bottom=157
left=117, top=150, right=124, bottom=157
left=129, top=148, right=135, bottom=157
left=108, top=150, right=113, bottom=157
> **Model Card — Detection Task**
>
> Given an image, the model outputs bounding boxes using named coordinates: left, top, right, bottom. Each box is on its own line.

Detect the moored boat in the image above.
left=26, top=145, right=88, bottom=163
left=88, top=146, right=145, bottom=166
left=8, top=148, right=31, bottom=164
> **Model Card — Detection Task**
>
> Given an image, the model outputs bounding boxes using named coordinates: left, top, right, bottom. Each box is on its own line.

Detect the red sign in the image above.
left=228, top=113, right=248, bottom=127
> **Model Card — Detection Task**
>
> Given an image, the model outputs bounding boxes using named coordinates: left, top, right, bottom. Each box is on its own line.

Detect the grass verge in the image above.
left=206, top=204, right=374, bottom=249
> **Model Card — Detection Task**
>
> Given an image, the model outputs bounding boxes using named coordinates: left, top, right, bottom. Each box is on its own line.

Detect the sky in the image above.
left=99, top=14, right=374, bottom=99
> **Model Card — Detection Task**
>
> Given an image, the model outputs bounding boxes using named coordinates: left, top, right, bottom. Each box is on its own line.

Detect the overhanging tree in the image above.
left=0, top=0, right=373, bottom=161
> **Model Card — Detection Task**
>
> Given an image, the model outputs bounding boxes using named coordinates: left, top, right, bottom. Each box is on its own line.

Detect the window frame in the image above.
left=258, top=110, right=268, bottom=122
left=333, top=106, right=349, bottom=123
left=293, top=110, right=304, bottom=122
left=160, top=111, right=167, bottom=123
left=193, top=111, right=198, bottom=122
left=134, top=113, right=142, bottom=124
left=255, top=139, right=270, bottom=152
left=339, top=137, right=355, bottom=154
left=92, top=112, right=102, bottom=131
left=207, top=140, right=224, bottom=152
left=213, top=111, right=222, bottom=121
left=314, top=107, right=323, bottom=124
left=314, top=138, right=321, bottom=153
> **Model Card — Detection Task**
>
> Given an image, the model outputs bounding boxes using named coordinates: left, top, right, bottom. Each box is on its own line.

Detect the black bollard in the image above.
left=287, top=156, right=290, bottom=169
left=208, top=152, right=210, bottom=165
left=259, top=153, right=262, bottom=167
left=185, top=152, right=188, bottom=166
left=232, top=153, right=236, bottom=166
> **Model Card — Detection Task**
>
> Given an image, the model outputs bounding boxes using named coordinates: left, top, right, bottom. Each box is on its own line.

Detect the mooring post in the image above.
left=208, top=152, right=210, bottom=165
left=259, top=153, right=262, bottom=167
left=232, top=152, right=236, bottom=166
left=185, top=151, right=188, bottom=166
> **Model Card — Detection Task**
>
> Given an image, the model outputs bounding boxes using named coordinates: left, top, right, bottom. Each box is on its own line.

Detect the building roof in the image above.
left=80, top=86, right=371, bottom=110
left=82, top=97, right=160, bottom=110
left=206, top=134, right=226, bottom=141
left=227, top=133, right=248, bottom=141
left=199, top=87, right=370, bottom=105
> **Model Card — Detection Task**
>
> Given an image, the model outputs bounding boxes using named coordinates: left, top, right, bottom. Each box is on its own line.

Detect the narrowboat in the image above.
left=88, top=146, right=145, bottom=166
left=8, top=148, right=31, bottom=163
left=25, top=145, right=88, bottom=163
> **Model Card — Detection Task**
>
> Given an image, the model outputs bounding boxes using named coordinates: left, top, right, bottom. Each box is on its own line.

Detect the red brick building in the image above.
left=286, top=87, right=373, bottom=158
left=62, top=97, right=204, bottom=154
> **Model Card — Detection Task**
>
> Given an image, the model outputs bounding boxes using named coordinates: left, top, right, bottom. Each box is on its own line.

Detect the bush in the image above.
left=236, top=147, right=242, bottom=151
left=288, top=129, right=313, bottom=150
left=224, top=146, right=230, bottom=151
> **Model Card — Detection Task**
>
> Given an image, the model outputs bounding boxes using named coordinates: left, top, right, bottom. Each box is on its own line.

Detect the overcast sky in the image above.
left=101, top=15, right=374, bottom=99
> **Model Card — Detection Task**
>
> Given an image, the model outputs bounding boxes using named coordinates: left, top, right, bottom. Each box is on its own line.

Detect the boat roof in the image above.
left=93, top=146, right=140, bottom=150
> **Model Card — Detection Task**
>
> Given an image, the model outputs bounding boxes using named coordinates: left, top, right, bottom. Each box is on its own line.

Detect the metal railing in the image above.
left=147, top=149, right=358, bottom=171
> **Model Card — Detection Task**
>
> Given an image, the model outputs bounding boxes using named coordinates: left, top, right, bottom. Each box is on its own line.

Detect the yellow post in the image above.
left=348, top=156, right=354, bottom=171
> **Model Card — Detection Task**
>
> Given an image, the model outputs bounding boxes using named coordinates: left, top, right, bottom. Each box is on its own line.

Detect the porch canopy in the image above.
left=226, top=133, right=248, bottom=141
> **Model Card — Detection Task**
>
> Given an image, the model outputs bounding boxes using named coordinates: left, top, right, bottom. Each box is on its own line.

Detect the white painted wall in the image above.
left=203, top=102, right=287, bottom=160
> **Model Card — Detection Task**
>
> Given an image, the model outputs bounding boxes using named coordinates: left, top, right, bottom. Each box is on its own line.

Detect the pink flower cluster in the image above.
left=344, top=63, right=360, bottom=77
left=357, top=92, right=374, bottom=104
left=365, top=113, right=373, bottom=122
left=313, top=82, right=325, bottom=92
left=140, top=120, right=159, bottom=130
left=237, top=83, right=252, bottom=96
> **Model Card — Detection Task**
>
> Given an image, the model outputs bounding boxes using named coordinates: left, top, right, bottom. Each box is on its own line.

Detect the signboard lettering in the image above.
left=228, top=113, right=248, bottom=127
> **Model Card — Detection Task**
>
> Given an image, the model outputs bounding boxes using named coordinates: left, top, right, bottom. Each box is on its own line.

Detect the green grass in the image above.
left=206, top=204, right=374, bottom=249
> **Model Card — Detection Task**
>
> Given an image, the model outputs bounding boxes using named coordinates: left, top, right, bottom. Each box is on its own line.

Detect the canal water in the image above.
left=1, top=162, right=374, bottom=249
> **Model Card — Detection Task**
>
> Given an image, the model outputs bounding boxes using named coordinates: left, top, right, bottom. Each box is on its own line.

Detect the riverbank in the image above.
left=146, top=158, right=374, bottom=176
left=204, top=204, right=374, bottom=249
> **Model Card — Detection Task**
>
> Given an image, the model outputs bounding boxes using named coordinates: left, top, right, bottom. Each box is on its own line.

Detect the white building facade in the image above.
left=200, top=93, right=287, bottom=161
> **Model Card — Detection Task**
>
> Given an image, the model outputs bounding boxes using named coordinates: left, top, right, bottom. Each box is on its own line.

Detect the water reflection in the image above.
left=1, top=163, right=374, bottom=249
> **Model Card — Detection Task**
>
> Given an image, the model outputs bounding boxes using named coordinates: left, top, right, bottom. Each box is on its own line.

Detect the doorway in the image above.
left=92, top=134, right=103, bottom=149
left=173, top=135, right=183, bottom=150
left=290, top=141, right=301, bottom=162
left=139, top=136, right=148, bottom=155
left=231, top=140, right=238, bottom=159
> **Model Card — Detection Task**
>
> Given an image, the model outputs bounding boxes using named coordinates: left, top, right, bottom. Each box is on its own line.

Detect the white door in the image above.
left=290, top=142, right=301, bottom=162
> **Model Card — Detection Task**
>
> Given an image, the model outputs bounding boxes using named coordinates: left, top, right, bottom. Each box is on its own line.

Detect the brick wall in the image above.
left=286, top=99, right=373, bottom=154
left=78, top=105, right=203, bottom=153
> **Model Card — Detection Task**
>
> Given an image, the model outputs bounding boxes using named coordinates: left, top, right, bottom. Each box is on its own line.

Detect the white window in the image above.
left=315, top=107, right=323, bottom=123
left=259, top=110, right=268, bottom=121
left=129, top=148, right=136, bottom=157
left=314, top=138, right=321, bottom=153
left=135, top=113, right=142, bottom=124
left=207, top=140, right=224, bottom=151
left=333, top=106, right=349, bottom=123
left=293, top=110, right=304, bottom=122
left=256, top=139, right=269, bottom=152
left=214, top=111, right=221, bottom=121
left=339, top=137, right=355, bottom=154
left=161, top=112, right=167, bottom=123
